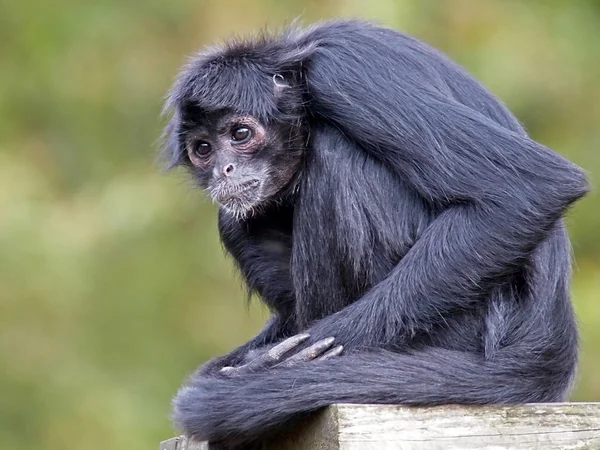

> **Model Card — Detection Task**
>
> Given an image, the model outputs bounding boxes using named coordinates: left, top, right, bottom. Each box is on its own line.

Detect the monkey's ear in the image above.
left=273, top=73, right=290, bottom=88
left=272, top=73, right=292, bottom=95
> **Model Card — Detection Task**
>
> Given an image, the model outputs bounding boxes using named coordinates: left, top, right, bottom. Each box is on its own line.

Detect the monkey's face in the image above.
left=183, top=110, right=304, bottom=219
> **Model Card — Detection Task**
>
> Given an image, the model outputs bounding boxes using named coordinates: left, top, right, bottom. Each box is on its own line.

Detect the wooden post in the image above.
left=160, top=402, right=600, bottom=450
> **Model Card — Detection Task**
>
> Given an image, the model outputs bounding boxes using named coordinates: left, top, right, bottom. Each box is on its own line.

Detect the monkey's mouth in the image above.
left=210, top=179, right=262, bottom=214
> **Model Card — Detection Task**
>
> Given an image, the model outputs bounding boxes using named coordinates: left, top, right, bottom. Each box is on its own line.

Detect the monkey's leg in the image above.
left=176, top=343, right=574, bottom=445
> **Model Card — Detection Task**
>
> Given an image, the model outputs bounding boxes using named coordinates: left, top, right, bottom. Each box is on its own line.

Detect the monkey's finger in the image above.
left=314, top=345, right=344, bottom=361
left=243, top=333, right=311, bottom=370
left=279, top=337, right=336, bottom=366
left=267, top=333, right=312, bottom=360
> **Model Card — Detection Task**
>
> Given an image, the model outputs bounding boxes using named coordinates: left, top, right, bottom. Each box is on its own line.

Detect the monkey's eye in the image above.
left=192, top=141, right=212, bottom=158
left=231, top=127, right=252, bottom=144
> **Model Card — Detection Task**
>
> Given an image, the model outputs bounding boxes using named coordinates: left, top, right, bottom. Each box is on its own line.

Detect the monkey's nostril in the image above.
left=224, top=164, right=235, bottom=176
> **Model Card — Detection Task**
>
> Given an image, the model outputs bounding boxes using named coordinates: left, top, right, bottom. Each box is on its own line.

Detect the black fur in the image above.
left=162, top=20, right=589, bottom=448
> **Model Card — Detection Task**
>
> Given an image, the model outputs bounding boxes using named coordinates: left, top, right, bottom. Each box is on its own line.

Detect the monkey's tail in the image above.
left=172, top=342, right=576, bottom=444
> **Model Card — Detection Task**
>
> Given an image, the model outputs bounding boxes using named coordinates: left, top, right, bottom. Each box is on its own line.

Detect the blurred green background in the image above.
left=0, top=0, right=598, bottom=449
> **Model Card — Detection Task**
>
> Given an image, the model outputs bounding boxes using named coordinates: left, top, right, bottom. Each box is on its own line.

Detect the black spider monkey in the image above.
left=162, top=20, right=589, bottom=449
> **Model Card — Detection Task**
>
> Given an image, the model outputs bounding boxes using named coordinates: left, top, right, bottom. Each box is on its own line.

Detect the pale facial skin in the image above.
left=183, top=111, right=304, bottom=220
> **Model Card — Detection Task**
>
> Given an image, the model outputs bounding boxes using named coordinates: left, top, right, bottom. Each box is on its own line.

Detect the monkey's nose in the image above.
left=223, top=164, right=235, bottom=176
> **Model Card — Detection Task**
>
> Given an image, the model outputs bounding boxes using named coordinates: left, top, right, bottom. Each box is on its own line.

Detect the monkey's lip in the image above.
left=213, top=179, right=261, bottom=204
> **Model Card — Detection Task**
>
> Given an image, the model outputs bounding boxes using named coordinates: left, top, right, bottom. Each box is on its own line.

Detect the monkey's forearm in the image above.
left=305, top=208, right=570, bottom=349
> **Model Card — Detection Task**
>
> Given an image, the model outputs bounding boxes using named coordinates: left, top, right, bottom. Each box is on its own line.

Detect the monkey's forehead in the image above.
left=166, top=52, right=282, bottom=121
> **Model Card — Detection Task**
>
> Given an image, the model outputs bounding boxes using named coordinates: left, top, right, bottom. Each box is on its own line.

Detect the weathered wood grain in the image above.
left=160, top=403, right=600, bottom=450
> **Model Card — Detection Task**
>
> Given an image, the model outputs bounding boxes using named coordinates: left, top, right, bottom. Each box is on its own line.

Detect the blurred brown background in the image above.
left=0, top=1, right=598, bottom=449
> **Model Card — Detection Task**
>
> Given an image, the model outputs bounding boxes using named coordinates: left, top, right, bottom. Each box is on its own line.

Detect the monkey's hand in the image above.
left=219, top=334, right=343, bottom=377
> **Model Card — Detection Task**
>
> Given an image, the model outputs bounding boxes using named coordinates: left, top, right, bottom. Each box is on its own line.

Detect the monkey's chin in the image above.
left=216, top=196, right=262, bottom=221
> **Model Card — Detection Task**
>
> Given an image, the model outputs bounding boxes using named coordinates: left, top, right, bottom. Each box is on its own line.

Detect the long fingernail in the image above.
left=332, top=345, right=344, bottom=355
left=323, top=337, right=335, bottom=346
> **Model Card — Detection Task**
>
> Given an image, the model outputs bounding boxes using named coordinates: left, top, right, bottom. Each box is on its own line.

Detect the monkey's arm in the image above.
left=300, top=109, right=588, bottom=349
left=292, top=37, right=589, bottom=347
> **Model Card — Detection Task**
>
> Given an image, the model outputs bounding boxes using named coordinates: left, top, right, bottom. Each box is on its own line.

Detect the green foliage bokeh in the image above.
left=0, top=1, right=598, bottom=449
